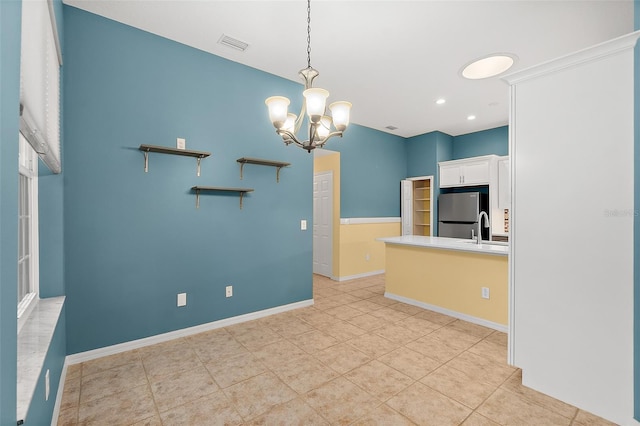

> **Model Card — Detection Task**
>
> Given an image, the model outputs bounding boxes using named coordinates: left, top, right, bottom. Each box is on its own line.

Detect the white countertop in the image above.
left=378, top=235, right=509, bottom=256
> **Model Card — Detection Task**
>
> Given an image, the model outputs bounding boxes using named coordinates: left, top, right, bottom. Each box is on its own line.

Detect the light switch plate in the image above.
left=226, top=286, right=233, bottom=298
left=300, top=220, right=307, bottom=231
left=177, top=292, right=187, bottom=306
left=177, top=138, right=186, bottom=150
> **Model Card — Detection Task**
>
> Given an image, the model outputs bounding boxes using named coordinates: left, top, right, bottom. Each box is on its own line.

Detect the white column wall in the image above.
left=505, top=32, right=639, bottom=425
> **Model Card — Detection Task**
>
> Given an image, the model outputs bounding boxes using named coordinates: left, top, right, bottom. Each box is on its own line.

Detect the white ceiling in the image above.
left=63, top=0, right=634, bottom=138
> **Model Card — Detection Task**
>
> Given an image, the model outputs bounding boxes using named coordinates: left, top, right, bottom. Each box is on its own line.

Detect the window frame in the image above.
left=17, top=134, right=39, bottom=334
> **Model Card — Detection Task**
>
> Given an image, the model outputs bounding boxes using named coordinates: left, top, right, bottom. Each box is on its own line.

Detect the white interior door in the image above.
left=313, top=171, right=332, bottom=277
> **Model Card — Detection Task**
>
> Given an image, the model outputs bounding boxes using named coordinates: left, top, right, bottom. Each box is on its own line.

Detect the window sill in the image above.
left=16, top=296, right=65, bottom=423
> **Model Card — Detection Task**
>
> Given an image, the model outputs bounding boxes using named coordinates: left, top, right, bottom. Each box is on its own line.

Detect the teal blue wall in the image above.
left=328, top=125, right=407, bottom=217
left=452, top=126, right=508, bottom=159
left=406, top=132, right=437, bottom=178
left=406, top=127, right=508, bottom=178
left=634, top=0, right=639, bottom=420
left=406, top=131, right=454, bottom=234
left=39, top=165, right=65, bottom=298
left=326, top=122, right=505, bottom=220
left=405, top=127, right=507, bottom=236
left=437, top=132, right=455, bottom=165
left=0, top=0, right=22, bottom=423
left=406, top=131, right=453, bottom=181
left=24, top=307, right=66, bottom=425
left=63, top=7, right=315, bottom=353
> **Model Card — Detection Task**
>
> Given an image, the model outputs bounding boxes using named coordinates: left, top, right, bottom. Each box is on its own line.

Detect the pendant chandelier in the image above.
left=265, top=0, right=352, bottom=153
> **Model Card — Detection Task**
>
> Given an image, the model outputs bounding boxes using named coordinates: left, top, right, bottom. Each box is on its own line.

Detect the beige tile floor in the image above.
left=57, top=274, right=617, bottom=425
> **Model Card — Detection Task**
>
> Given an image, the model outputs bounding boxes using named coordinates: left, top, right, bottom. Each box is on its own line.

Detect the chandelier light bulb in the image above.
left=283, top=113, right=297, bottom=133
left=316, top=116, right=332, bottom=139
left=329, top=101, right=352, bottom=132
left=265, top=96, right=290, bottom=129
left=303, top=88, right=329, bottom=123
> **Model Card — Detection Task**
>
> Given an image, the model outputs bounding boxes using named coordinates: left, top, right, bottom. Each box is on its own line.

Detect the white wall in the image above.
left=505, top=32, right=639, bottom=425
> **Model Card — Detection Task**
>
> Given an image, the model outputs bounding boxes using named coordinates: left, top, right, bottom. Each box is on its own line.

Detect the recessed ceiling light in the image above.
left=461, top=53, right=517, bottom=79
left=467, top=115, right=476, bottom=120
left=436, top=98, right=446, bottom=105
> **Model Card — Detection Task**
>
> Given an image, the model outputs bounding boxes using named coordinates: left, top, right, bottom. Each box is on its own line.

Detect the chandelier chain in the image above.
left=306, top=0, right=311, bottom=69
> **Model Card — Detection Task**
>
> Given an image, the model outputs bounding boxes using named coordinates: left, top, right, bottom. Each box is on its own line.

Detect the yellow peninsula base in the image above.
left=381, top=236, right=508, bottom=330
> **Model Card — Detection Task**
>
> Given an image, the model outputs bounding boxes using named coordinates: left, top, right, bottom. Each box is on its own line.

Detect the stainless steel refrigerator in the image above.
left=438, top=192, right=488, bottom=239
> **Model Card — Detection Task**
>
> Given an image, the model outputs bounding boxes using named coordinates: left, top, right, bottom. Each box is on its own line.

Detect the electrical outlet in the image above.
left=226, top=285, right=233, bottom=298
left=365, top=253, right=370, bottom=261
left=176, top=137, right=186, bottom=150
left=45, top=369, right=50, bottom=401
left=177, top=293, right=187, bottom=307
left=300, top=219, right=307, bottom=231
left=481, top=287, right=490, bottom=299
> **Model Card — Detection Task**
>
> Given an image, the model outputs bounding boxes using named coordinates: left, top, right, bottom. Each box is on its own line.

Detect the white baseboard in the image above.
left=336, top=270, right=385, bottom=282
left=384, top=292, right=508, bottom=333
left=66, top=299, right=314, bottom=365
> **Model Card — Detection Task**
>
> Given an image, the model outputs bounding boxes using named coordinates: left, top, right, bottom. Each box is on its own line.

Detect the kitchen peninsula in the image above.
left=378, top=236, right=508, bottom=331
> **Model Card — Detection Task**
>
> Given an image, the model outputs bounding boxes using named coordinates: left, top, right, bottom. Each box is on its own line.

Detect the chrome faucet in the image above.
left=477, top=211, right=490, bottom=244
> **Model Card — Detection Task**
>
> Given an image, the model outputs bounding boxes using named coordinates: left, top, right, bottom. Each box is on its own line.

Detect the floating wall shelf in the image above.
left=237, top=157, right=290, bottom=183
left=139, top=144, right=211, bottom=176
left=191, top=186, right=254, bottom=210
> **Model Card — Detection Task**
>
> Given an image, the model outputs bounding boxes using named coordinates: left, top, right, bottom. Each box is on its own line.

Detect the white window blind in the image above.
left=20, top=0, right=61, bottom=174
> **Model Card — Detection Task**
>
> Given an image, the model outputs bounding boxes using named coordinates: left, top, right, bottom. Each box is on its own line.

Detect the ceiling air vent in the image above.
left=218, top=34, right=249, bottom=52
left=385, top=125, right=398, bottom=131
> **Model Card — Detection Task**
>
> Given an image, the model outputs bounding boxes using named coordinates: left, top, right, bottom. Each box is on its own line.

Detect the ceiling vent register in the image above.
left=218, top=34, right=249, bottom=51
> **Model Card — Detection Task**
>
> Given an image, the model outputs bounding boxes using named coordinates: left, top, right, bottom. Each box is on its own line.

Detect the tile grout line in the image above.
left=462, top=361, right=520, bottom=425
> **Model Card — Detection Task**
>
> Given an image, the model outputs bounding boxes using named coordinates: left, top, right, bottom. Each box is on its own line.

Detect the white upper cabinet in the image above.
left=497, top=156, right=510, bottom=209
left=438, top=155, right=497, bottom=188
left=462, top=160, right=492, bottom=185
left=439, top=164, right=464, bottom=187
